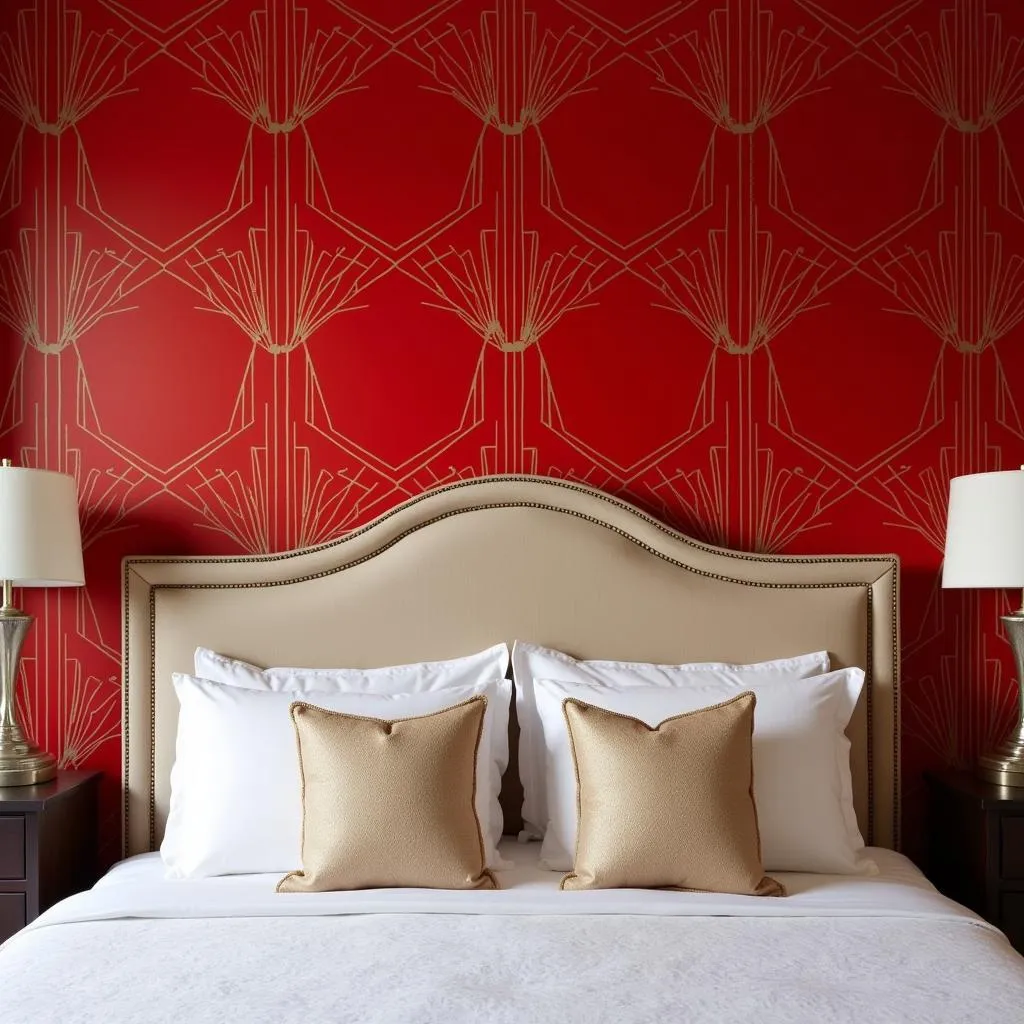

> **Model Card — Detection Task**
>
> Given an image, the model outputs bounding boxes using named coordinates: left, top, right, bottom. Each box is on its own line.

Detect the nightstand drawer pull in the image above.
left=1001, top=817, right=1024, bottom=879
left=0, top=892, right=25, bottom=943
left=0, top=816, right=25, bottom=879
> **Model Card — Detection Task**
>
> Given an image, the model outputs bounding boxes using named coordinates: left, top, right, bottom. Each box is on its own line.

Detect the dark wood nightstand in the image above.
left=0, top=770, right=100, bottom=944
left=925, top=769, right=1024, bottom=953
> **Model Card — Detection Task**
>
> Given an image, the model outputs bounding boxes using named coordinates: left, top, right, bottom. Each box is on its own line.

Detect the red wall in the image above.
left=2, top=0, right=1024, bottom=861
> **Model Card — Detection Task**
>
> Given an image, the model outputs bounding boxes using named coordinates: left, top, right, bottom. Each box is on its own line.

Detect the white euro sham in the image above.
left=194, top=643, right=510, bottom=693
left=511, top=642, right=831, bottom=837
left=162, top=675, right=512, bottom=877
left=532, top=670, right=871, bottom=875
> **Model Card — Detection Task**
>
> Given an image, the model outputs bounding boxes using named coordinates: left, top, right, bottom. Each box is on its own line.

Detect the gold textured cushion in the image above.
left=560, top=693, right=784, bottom=896
left=277, top=696, right=497, bottom=892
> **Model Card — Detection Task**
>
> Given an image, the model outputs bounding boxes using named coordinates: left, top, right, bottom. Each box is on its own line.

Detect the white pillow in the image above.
left=195, top=643, right=510, bottom=693
left=511, top=642, right=831, bottom=837
left=533, top=670, right=873, bottom=875
left=162, top=675, right=512, bottom=878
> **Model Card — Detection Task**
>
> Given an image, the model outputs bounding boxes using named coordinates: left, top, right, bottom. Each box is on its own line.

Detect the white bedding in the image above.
left=2, top=841, right=1022, bottom=1024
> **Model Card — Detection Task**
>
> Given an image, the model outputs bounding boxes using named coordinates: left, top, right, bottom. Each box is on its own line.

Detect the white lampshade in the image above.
left=943, top=469, right=1024, bottom=589
left=0, top=465, right=84, bottom=586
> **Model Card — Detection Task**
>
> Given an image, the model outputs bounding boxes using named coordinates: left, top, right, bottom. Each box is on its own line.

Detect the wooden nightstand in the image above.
left=925, top=769, right=1024, bottom=953
left=0, top=770, right=100, bottom=944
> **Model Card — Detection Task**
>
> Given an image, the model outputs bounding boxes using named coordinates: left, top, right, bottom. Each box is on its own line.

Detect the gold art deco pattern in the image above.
left=0, top=0, right=1022, bottom=856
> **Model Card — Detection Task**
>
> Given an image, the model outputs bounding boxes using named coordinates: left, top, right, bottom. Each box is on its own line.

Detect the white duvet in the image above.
left=1, top=842, right=1022, bottom=1024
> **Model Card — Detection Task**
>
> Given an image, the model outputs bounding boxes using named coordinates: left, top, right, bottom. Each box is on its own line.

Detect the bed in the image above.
left=0, top=474, right=1021, bottom=1023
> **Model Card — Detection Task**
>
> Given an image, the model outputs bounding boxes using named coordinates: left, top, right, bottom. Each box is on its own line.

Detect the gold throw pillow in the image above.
left=277, top=695, right=497, bottom=892
left=560, top=693, right=784, bottom=897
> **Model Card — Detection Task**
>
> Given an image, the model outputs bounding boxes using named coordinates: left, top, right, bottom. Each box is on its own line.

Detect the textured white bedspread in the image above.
left=2, top=843, right=1022, bottom=1024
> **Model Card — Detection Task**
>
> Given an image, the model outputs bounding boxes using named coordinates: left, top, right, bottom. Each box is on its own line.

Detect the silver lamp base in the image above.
left=0, top=729, right=56, bottom=786
left=0, top=608, right=57, bottom=787
left=978, top=614, right=1024, bottom=787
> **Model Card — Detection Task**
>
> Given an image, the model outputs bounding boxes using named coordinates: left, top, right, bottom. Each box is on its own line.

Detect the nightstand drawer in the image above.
left=0, top=892, right=25, bottom=943
left=1001, top=816, right=1024, bottom=879
left=1001, top=892, right=1024, bottom=949
left=0, top=816, right=25, bottom=878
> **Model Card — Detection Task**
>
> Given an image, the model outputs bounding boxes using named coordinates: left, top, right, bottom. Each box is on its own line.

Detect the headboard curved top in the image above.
left=122, top=474, right=900, bottom=857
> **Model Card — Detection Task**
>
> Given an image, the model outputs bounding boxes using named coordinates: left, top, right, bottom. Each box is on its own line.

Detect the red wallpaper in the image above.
left=2, top=0, right=1024, bottom=862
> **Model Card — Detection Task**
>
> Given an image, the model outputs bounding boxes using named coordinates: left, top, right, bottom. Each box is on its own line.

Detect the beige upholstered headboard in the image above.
left=122, top=475, right=900, bottom=858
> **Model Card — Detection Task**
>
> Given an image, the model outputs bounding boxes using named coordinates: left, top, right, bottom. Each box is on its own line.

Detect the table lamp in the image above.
left=943, top=468, right=1024, bottom=786
left=0, top=460, right=85, bottom=786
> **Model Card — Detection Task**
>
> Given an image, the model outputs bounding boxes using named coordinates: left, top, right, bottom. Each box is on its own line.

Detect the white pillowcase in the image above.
left=533, top=670, right=872, bottom=875
left=162, top=675, right=512, bottom=878
left=511, top=642, right=831, bottom=838
left=194, top=643, right=510, bottom=693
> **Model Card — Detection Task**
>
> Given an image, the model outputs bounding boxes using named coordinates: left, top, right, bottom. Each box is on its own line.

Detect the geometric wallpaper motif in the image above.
left=1, top=0, right=1023, bottom=862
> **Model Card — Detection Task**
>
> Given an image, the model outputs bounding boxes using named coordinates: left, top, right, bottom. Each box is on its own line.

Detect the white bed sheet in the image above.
left=19, top=840, right=1002, bottom=924
left=2, top=840, right=1022, bottom=1024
